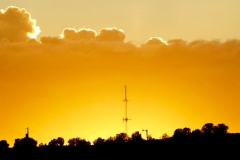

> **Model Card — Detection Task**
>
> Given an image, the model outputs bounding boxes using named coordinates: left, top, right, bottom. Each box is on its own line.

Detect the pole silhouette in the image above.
left=123, top=85, right=130, bottom=135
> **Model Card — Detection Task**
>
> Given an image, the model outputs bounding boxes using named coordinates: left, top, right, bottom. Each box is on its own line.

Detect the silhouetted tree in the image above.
left=21, top=137, right=37, bottom=147
left=182, top=127, right=191, bottom=137
left=114, top=133, right=130, bottom=143
left=38, top=143, right=44, bottom=147
left=0, top=140, right=9, bottom=148
left=131, top=131, right=143, bottom=142
left=201, top=123, right=214, bottom=136
left=105, top=136, right=115, bottom=145
left=48, top=139, right=56, bottom=146
left=161, top=133, right=170, bottom=140
left=213, top=123, right=229, bottom=135
left=14, top=137, right=37, bottom=148
left=173, top=128, right=184, bottom=138
left=147, top=134, right=155, bottom=140
left=173, top=127, right=191, bottom=138
left=68, top=138, right=90, bottom=146
left=77, top=139, right=90, bottom=146
left=48, top=137, right=64, bottom=146
left=68, top=138, right=80, bottom=146
left=191, top=129, right=202, bottom=137
left=57, top=137, right=64, bottom=146
left=14, top=139, right=21, bottom=148
left=93, top=137, right=105, bottom=145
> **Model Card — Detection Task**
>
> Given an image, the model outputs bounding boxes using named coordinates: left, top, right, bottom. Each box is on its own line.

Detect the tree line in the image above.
left=0, top=123, right=230, bottom=148
left=172, top=123, right=229, bottom=138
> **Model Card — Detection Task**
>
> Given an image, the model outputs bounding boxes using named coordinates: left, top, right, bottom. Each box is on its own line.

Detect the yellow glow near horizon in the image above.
left=1, top=38, right=240, bottom=147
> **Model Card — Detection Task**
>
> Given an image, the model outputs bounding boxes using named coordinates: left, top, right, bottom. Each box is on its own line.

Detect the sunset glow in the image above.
left=27, top=23, right=41, bottom=39
left=0, top=1, right=240, bottom=147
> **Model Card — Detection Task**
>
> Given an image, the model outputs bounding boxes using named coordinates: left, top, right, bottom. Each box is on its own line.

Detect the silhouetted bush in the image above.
left=68, top=138, right=90, bottom=146
left=0, top=140, right=9, bottom=148
left=13, top=137, right=37, bottom=148
left=93, top=137, right=105, bottom=145
left=48, top=137, right=64, bottom=146
left=131, top=131, right=143, bottom=142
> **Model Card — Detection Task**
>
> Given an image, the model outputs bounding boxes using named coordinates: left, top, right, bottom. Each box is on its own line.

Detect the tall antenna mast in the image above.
left=123, top=85, right=130, bottom=135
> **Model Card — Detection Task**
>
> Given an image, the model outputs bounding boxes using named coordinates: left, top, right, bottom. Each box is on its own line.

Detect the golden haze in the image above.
left=0, top=6, right=240, bottom=147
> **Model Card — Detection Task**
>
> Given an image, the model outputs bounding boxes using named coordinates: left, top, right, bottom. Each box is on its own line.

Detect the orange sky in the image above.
left=0, top=5, right=240, bottom=147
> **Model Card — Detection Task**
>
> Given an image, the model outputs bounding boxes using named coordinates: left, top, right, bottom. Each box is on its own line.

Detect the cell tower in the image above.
left=123, top=85, right=131, bottom=135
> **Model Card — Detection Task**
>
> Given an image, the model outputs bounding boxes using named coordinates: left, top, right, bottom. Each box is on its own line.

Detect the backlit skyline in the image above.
left=0, top=1, right=240, bottom=147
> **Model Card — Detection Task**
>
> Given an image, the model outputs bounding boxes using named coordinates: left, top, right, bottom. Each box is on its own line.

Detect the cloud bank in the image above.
left=0, top=6, right=239, bottom=88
